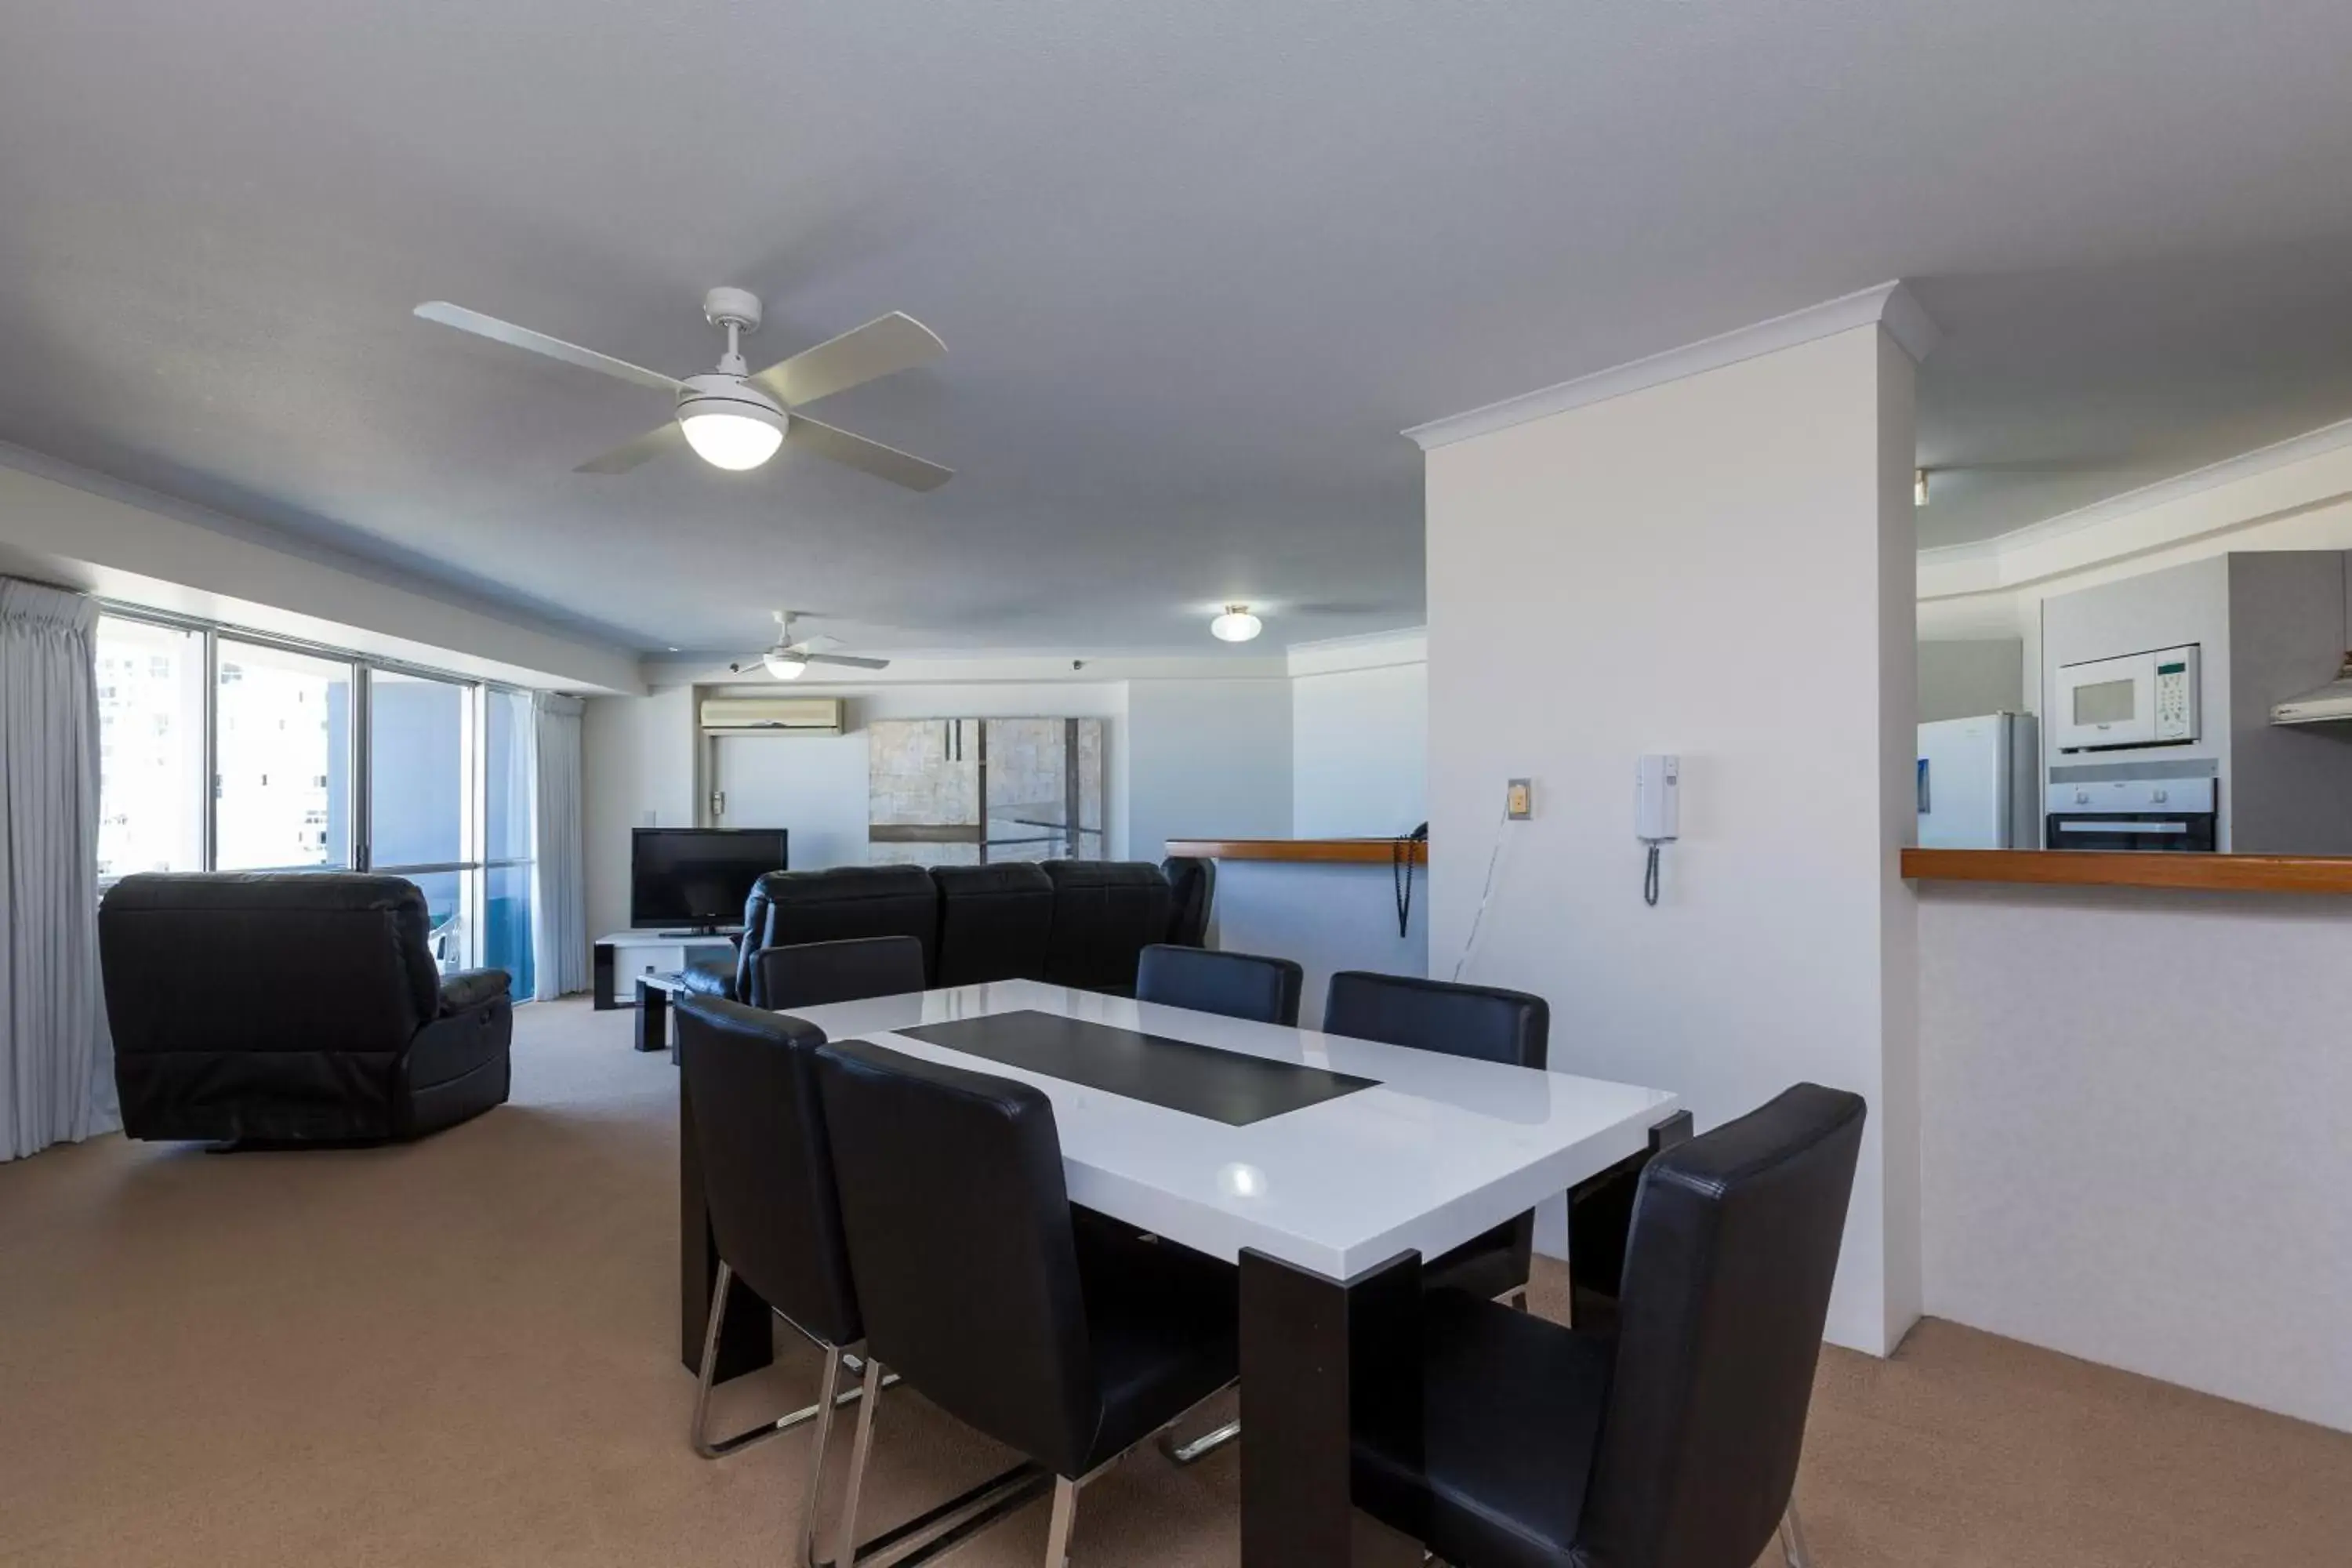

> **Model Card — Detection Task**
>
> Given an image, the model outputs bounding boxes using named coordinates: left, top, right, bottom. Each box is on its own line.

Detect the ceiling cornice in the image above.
left=1917, top=414, right=2352, bottom=586
left=1403, top=280, right=1940, bottom=452
left=1286, top=627, right=1427, bottom=677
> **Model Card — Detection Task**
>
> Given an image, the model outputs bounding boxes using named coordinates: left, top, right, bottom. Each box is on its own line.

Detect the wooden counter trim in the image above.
left=1903, top=848, right=2352, bottom=895
left=1165, top=837, right=1427, bottom=866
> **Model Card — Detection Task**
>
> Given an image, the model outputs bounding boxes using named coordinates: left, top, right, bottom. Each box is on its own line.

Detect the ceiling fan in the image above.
left=412, top=287, right=951, bottom=491
left=728, top=612, right=890, bottom=681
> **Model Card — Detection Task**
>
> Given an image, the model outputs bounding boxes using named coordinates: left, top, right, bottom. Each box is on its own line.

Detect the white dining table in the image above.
left=721, top=978, right=1679, bottom=1566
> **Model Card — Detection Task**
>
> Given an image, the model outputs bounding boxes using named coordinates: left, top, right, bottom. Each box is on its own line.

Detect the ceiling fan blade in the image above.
left=414, top=302, right=682, bottom=394
left=803, top=652, right=891, bottom=670
left=750, top=312, right=946, bottom=407
left=784, top=416, right=953, bottom=492
left=574, top=422, right=685, bottom=474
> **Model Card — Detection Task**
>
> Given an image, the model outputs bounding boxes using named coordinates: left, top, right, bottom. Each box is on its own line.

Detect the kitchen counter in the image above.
left=1165, top=836, right=1426, bottom=865
left=1902, top=848, right=2352, bottom=895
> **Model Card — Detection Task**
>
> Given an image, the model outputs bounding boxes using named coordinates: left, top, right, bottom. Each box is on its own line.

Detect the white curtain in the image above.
left=531, top=692, right=587, bottom=1000
left=0, top=579, right=117, bottom=1160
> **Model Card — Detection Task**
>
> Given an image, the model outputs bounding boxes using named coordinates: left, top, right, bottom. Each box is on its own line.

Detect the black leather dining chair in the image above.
left=673, top=996, right=869, bottom=1567
left=815, top=1038, right=1241, bottom=1568
left=1324, top=971, right=1550, bottom=1304
left=1160, top=855, right=1217, bottom=947
left=1135, top=943, right=1304, bottom=1026
left=755, top=935, right=928, bottom=1011
left=1353, top=1083, right=1867, bottom=1568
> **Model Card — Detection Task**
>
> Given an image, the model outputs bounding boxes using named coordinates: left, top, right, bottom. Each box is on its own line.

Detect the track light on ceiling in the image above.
left=1210, top=604, right=1264, bottom=642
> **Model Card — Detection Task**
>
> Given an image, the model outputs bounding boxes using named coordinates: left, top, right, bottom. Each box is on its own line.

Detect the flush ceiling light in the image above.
left=1210, top=604, right=1263, bottom=642
left=1915, top=468, right=1930, bottom=506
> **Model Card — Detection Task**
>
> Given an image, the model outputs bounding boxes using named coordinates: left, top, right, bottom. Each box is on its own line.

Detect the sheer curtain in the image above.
left=531, top=692, right=587, bottom=1000
left=1, top=579, right=117, bottom=1160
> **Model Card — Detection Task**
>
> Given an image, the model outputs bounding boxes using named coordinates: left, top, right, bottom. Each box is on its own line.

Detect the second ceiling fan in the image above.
left=414, top=287, right=951, bottom=491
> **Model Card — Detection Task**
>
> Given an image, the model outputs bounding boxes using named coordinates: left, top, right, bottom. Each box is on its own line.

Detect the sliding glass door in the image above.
left=93, top=608, right=544, bottom=994
left=367, top=670, right=475, bottom=974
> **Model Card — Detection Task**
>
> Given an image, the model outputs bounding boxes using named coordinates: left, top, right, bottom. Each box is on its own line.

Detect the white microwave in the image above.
left=2053, top=645, right=2200, bottom=753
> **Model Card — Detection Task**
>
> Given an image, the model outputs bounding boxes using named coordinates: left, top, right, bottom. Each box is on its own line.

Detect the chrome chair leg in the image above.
left=832, top=1355, right=887, bottom=1568
left=692, top=1261, right=891, bottom=1460
left=1158, top=1417, right=1241, bottom=1466
left=1780, top=1500, right=1814, bottom=1568
left=792, top=1347, right=845, bottom=1568
left=1042, top=1475, right=1079, bottom=1568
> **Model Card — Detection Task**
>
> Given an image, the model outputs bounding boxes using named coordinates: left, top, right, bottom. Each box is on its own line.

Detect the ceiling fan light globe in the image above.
left=762, top=651, right=809, bottom=680
left=681, top=410, right=785, bottom=470
left=1210, top=606, right=1263, bottom=642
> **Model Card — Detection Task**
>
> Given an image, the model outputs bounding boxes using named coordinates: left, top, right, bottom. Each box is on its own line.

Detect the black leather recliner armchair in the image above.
left=100, top=873, right=513, bottom=1143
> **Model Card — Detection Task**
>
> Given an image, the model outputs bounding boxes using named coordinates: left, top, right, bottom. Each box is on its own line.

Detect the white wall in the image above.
left=0, top=448, right=638, bottom=694
left=708, top=681, right=1131, bottom=873
left=1292, top=646, right=1428, bottom=837
left=1127, top=677, right=1294, bottom=860
left=1919, top=883, right=2352, bottom=1433
left=1918, top=637, right=2024, bottom=722
left=1423, top=322, right=1922, bottom=1354
left=586, top=673, right=1314, bottom=934
left=583, top=686, right=699, bottom=938
left=1214, top=861, right=1425, bottom=1029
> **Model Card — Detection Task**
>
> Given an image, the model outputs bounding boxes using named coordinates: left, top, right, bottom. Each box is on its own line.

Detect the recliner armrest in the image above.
left=678, top=953, right=738, bottom=1001
left=439, top=967, right=512, bottom=1016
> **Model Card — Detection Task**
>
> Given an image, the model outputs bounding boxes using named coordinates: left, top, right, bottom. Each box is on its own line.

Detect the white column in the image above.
left=1414, top=286, right=1929, bottom=1353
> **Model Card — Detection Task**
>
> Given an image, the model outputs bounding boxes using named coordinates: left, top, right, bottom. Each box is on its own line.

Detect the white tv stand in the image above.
left=591, top=929, right=740, bottom=1010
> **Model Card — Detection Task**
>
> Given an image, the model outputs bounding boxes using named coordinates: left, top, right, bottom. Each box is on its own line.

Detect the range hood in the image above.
left=2271, top=655, right=2352, bottom=727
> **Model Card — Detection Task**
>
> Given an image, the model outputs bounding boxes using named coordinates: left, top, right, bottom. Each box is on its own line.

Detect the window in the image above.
left=91, top=608, right=544, bottom=998
left=215, top=640, right=354, bottom=871
left=94, top=616, right=205, bottom=877
left=369, top=670, right=475, bottom=976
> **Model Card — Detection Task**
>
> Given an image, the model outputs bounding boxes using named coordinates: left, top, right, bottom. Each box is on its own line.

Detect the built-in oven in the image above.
left=2045, top=776, right=2217, bottom=851
left=2053, top=644, right=2201, bottom=752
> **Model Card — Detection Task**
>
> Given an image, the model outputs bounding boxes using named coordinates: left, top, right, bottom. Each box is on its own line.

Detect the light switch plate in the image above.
left=1506, top=778, right=1533, bottom=820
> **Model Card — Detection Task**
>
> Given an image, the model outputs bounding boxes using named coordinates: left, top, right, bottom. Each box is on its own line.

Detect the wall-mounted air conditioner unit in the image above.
left=699, top=697, right=846, bottom=735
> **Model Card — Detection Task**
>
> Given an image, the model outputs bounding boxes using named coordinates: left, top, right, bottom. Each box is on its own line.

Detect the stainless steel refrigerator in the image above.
left=1917, top=713, right=2040, bottom=849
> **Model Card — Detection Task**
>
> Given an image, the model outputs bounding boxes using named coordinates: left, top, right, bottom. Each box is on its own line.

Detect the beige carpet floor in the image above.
left=4, top=998, right=2349, bottom=1567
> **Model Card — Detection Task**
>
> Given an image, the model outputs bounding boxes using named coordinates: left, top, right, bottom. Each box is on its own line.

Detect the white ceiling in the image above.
left=3, top=2, right=2351, bottom=655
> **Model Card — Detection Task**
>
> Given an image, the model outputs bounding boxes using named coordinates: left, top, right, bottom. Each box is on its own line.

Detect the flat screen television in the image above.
left=630, top=828, right=786, bottom=931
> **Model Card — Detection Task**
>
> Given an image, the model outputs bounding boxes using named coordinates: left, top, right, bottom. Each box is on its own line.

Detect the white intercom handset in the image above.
left=1635, top=754, right=1679, bottom=906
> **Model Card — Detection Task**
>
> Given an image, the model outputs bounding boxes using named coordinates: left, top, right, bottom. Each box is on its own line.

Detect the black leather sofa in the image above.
left=684, top=858, right=1203, bottom=1007
left=100, top=873, right=514, bottom=1143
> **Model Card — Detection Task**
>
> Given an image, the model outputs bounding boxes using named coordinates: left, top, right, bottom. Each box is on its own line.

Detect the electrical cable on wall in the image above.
left=1642, top=840, right=1662, bottom=907
left=1392, top=822, right=1428, bottom=938
left=1451, top=805, right=1509, bottom=982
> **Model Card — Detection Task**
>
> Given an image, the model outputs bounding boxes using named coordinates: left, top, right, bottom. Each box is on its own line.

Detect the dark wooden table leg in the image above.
left=593, top=942, right=617, bottom=1010
left=679, top=1065, right=776, bottom=1381
left=1566, top=1108, right=1694, bottom=1331
left=1239, top=1248, right=1420, bottom=1568
left=635, top=978, right=669, bottom=1053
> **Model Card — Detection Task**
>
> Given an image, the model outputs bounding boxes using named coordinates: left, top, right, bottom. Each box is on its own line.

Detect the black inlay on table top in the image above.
left=894, top=1009, right=1377, bottom=1126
